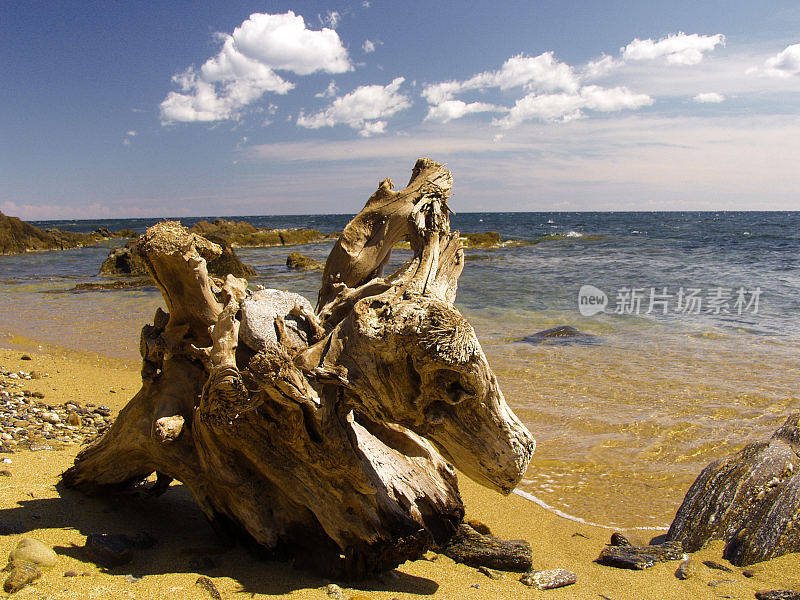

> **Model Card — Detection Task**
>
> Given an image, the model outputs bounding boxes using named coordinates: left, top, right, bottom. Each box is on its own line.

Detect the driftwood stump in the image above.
left=62, top=158, right=535, bottom=577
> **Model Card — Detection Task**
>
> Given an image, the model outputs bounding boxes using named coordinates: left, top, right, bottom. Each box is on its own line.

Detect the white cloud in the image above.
left=363, top=39, right=376, bottom=54
left=495, top=86, right=652, bottom=128
left=315, top=81, right=338, bottom=98
left=126, top=130, right=136, bottom=137
left=583, top=54, right=622, bottom=80
left=425, top=100, right=504, bottom=123
left=296, top=77, right=410, bottom=136
left=755, top=43, right=800, bottom=78
left=693, top=92, right=725, bottom=103
left=422, top=52, right=579, bottom=104
left=160, top=11, right=351, bottom=123
left=622, top=32, right=725, bottom=66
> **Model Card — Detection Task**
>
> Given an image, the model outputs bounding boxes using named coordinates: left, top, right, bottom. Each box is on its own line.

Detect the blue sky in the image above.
left=2, top=1, right=799, bottom=219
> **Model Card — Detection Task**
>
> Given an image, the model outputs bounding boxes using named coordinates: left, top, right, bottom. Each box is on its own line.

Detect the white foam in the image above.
left=565, top=231, right=583, bottom=238
left=512, top=488, right=668, bottom=531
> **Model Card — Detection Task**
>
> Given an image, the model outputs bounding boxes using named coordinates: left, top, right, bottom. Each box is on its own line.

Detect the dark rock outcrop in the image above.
left=442, top=523, right=531, bottom=572
left=188, top=218, right=327, bottom=248
left=99, top=236, right=256, bottom=279
left=666, top=413, right=800, bottom=566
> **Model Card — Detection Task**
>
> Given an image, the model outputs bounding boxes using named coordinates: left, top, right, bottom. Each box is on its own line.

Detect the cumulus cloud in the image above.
left=425, top=100, right=504, bottom=123
left=296, top=77, right=410, bottom=136
left=583, top=54, right=622, bottom=80
left=363, top=39, right=376, bottom=53
left=422, top=52, right=579, bottom=105
left=753, top=43, right=800, bottom=78
left=693, top=92, right=725, bottom=103
left=160, top=11, right=351, bottom=123
left=495, top=86, right=653, bottom=128
left=622, top=32, right=725, bottom=66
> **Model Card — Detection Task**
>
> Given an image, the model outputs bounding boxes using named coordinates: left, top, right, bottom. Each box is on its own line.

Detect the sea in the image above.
left=1, top=211, right=798, bottom=530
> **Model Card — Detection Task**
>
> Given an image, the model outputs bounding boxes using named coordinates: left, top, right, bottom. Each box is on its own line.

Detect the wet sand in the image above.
left=1, top=346, right=799, bottom=599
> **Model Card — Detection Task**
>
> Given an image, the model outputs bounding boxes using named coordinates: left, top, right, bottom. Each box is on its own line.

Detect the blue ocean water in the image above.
left=16, top=211, right=800, bottom=340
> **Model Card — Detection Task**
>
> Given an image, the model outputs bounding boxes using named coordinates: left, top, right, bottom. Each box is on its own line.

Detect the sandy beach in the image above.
left=1, top=345, right=798, bottom=600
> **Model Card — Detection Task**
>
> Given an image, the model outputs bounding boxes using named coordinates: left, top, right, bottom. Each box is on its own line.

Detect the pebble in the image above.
left=125, top=574, right=141, bottom=583
left=85, top=533, right=135, bottom=567
left=2, top=458, right=11, bottom=464
left=477, top=565, right=503, bottom=579
left=708, top=579, right=736, bottom=587
left=20, top=355, right=32, bottom=361
left=326, top=583, right=346, bottom=599
left=675, top=557, right=698, bottom=580
left=64, top=570, right=78, bottom=577
left=609, top=532, right=632, bottom=546
left=0, top=367, right=113, bottom=451
left=0, top=470, right=11, bottom=477
left=743, top=568, right=758, bottom=577
left=755, top=592, right=800, bottom=600
left=519, top=568, right=578, bottom=590
left=195, top=576, right=222, bottom=600
left=703, top=559, right=733, bottom=572
left=3, top=538, right=58, bottom=593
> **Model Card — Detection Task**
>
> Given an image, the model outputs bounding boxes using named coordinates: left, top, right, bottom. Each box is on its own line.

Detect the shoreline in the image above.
left=1, top=343, right=799, bottom=598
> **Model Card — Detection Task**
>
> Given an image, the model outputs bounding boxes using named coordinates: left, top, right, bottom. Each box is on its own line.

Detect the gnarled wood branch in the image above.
left=62, top=159, right=535, bottom=578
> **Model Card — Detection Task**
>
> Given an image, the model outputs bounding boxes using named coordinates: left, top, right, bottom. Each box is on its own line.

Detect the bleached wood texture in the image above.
left=62, top=158, right=535, bottom=577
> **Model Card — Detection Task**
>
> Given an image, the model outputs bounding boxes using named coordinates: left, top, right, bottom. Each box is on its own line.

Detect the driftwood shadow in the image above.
left=0, top=482, right=438, bottom=596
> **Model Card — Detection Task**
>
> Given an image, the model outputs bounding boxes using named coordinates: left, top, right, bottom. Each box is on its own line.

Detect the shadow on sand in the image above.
left=0, top=481, right=438, bottom=596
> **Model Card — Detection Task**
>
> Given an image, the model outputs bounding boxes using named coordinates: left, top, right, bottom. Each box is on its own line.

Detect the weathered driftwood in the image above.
left=666, top=413, right=800, bottom=566
left=62, top=158, right=535, bottom=578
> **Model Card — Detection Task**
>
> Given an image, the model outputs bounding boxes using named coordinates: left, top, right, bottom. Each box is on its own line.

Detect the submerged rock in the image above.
left=442, top=523, right=531, bottom=572
left=286, top=251, right=323, bottom=271
left=519, top=568, right=577, bottom=590
left=519, top=325, right=600, bottom=347
left=666, top=413, right=800, bottom=566
left=596, top=541, right=683, bottom=570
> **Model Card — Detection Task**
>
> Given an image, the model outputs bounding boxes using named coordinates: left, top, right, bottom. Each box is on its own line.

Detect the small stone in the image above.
left=67, top=412, right=80, bottom=426
left=596, top=541, right=683, bottom=570
left=755, top=592, right=800, bottom=600
left=195, top=576, right=222, bottom=600
left=470, top=583, right=480, bottom=589
left=703, top=559, right=733, bottom=572
left=326, top=583, right=346, bottom=599
left=125, top=574, right=141, bottom=583
left=85, top=533, right=134, bottom=567
left=94, top=406, right=111, bottom=417
left=442, top=523, right=531, bottom=571
left=7, top=538, right=58, bottom=568
left=42, top=411, right=60, bottom=424
left=708, top=579, right=736, bottom=587
left=63, top=570, right=78, bottom=577
left=743, top=568, right=758, bottom=578
left=519, top=568, right=578, bottom=590
left=610, top=532, right=632, bottom=546
left=20, top=355, right=32, bottom=361
left=477, top=565, right=503, bottom=579
left=0, top=470, right=11, bottom=477
left=675, top=557, right=697, bottom=580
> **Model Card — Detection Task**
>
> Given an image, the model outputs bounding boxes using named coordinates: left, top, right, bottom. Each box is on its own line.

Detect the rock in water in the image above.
left=85, top=533, right=134, bottom=567
left=3, top=538, right=57, bottom=593
left=239, top=289, right=314, bottom=352
left=596, top=541, right=683, bottom=570
left=286, top=252, right=323, bottom=271
left=666, top=413, right=800, bottom=565
left=442, top=523, right=531, bottom=572
left=519, top=326, right=599, bottom=347
left=519, top=568, right=577, bottom=590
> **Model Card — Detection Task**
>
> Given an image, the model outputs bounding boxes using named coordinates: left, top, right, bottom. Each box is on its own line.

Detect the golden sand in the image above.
left=1, top=347, right=798, bottom=599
